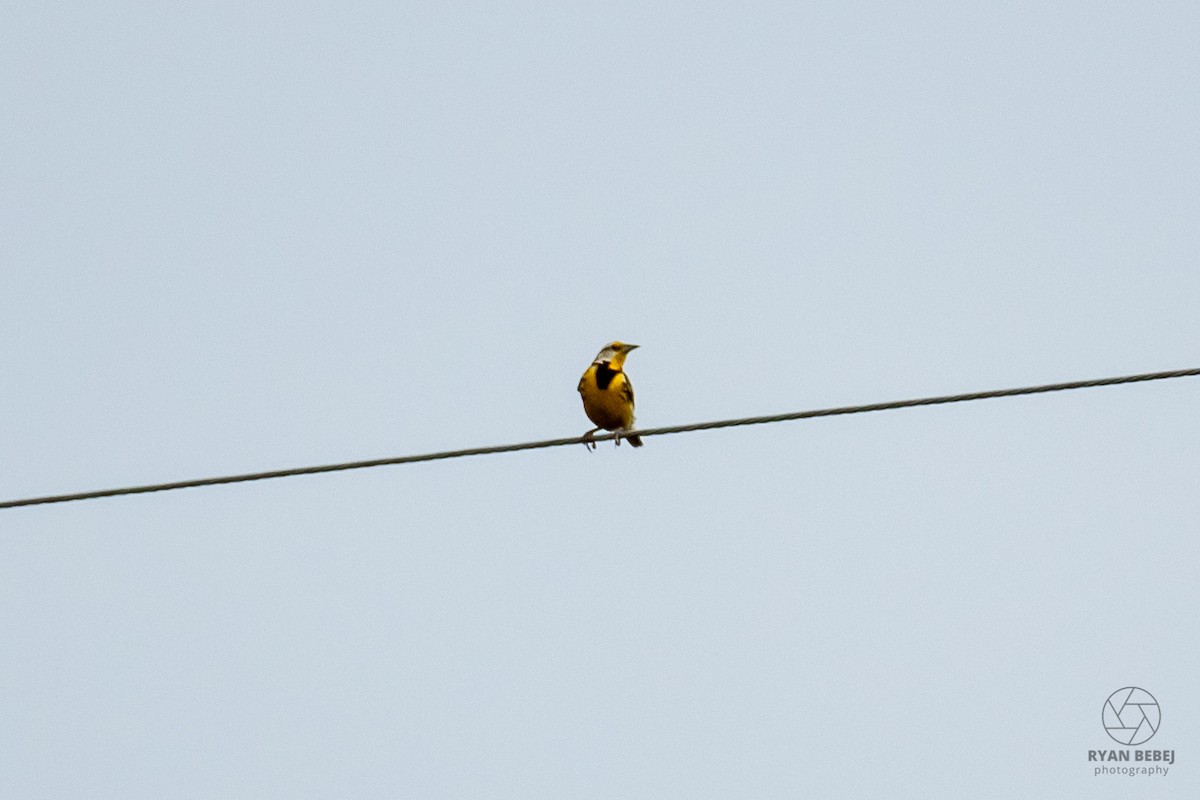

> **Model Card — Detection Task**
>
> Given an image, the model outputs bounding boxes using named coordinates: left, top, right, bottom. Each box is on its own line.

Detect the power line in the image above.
left=2, top=366, right=1197, bottom=510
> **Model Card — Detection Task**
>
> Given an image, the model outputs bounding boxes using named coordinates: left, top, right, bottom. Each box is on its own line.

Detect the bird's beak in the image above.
left=626, top=344, right=640, bottom=351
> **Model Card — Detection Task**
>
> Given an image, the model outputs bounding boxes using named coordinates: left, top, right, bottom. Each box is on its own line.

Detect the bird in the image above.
left=578, top=341, right=644, bottom=449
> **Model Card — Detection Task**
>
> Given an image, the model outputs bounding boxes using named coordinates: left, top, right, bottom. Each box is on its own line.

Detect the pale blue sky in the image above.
left=2, top=2, right=1198, bottom=797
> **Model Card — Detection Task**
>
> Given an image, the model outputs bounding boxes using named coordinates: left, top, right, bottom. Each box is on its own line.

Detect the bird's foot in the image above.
left=582, top=428, right=600, bottom=451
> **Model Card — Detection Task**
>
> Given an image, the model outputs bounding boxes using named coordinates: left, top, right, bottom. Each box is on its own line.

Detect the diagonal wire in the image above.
left=2, top=366, right=1197, bottom=510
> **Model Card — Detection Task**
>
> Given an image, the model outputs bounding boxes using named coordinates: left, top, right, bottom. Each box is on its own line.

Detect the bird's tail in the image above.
left=627, top=433, right=644, bottom=448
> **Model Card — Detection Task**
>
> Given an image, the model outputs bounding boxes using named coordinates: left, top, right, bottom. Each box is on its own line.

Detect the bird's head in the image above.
left=593, top=341, right=640, bottom=368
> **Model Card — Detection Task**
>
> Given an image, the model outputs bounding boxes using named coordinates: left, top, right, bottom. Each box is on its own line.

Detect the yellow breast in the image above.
left=579, top=364, right=635, bottom=431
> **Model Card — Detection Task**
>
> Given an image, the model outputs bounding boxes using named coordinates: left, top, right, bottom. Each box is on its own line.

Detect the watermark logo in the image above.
left=1089, top=687, right=1174, bottom=779
left=1103, top=687, right=1160, bottom=746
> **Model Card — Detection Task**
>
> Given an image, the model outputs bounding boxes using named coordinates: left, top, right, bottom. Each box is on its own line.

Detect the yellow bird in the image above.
left=578, top=341, right=644, bottom=449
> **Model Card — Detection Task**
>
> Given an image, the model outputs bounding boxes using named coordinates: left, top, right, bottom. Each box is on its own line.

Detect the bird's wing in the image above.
left=620, top=374, right=635, bottom=408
